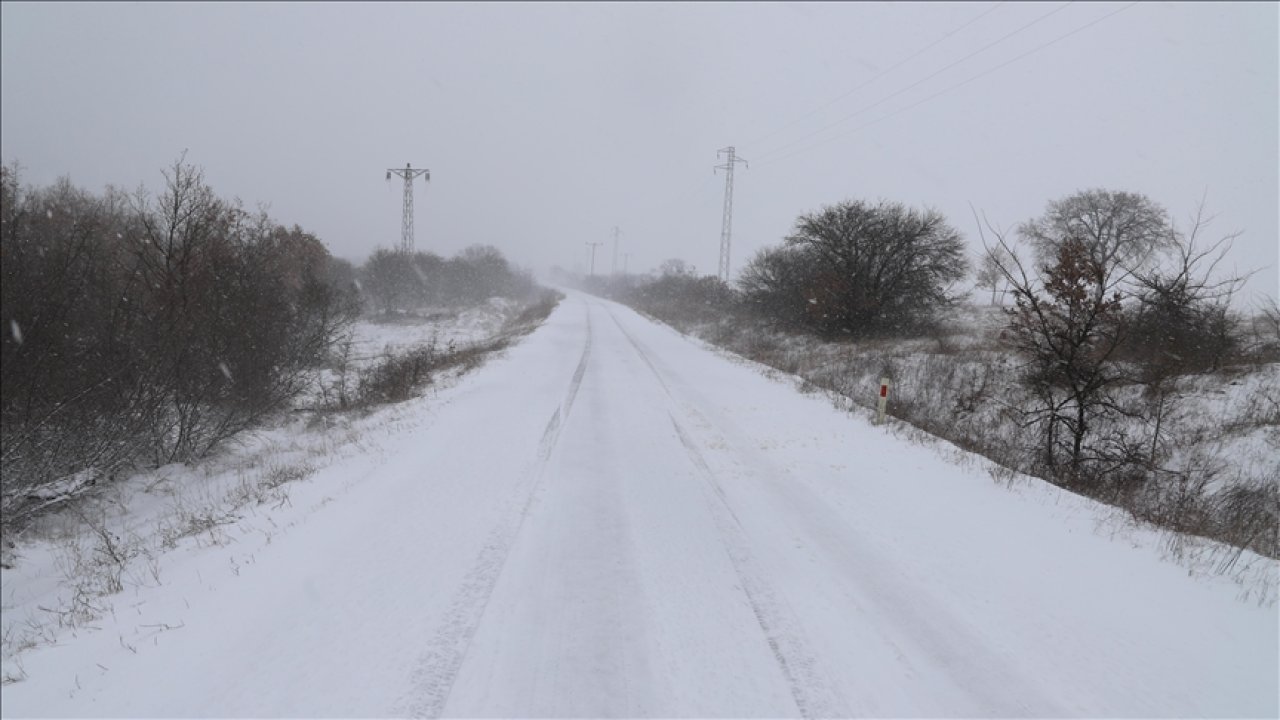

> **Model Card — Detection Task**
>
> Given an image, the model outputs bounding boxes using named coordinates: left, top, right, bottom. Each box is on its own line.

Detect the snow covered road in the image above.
left=3, top=293, right=1276, bottom=718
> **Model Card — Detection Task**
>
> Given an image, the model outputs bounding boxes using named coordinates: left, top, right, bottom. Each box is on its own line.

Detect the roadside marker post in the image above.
left=876, top=377, right=890, bottom=425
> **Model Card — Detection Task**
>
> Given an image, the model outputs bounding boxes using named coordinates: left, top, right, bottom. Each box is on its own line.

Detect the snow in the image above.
left=669, top=300, right=1279, bottom=521
left=346, top=298, right=524, bottom=365
left=22, top=469, right=97, bottom=503
left=2, top=292, right=1276, bottom=717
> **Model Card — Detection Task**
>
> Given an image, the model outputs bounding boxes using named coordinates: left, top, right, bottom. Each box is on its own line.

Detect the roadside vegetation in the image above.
left=1, top=159, right=561, bottom=679
left=1, top=159, right=560, bottom=540
left=576, top=190, right=1278, bottom=567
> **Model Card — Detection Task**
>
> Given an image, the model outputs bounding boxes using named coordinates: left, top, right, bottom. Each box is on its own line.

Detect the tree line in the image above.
left=358, top=244, right=539, bottom=316
left=1, top=160, right=539, bottom=530
left=0, top=160, right=360, bottom=526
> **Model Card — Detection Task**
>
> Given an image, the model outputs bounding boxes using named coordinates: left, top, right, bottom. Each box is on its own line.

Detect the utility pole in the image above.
left=611, top=226, right=622, bottom=276
left=386, top=163, right=431, bottom=253
left=714, top=146, right=747, bottom=282
left=586, top=241, right=603, bottom=277
left=623, top=252, right=631, bottom=276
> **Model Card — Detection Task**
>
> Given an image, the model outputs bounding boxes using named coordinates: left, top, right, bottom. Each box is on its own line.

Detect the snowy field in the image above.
left=1, top=292, right=1276, bottom=717
left=345, top=298, right=527, bottom=366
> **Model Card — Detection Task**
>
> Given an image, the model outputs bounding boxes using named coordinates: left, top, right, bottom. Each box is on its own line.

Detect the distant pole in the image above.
left=586, top=241, right=603, bottom=277
left=623, top=252, right=631, bottom=275
left=611, top=226, right=622, bottom=275
left=714, top=146, right=747, bottom=282
left=877, top=377, right=890, bottom=425
left=386, top=163, right=431, bottom=253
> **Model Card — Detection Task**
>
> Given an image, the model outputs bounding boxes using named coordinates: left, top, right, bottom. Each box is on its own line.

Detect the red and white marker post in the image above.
left=876, top=377, right=890, bottom=425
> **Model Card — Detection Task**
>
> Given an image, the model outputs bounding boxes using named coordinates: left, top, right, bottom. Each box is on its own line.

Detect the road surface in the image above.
left=3, top=293, right=1276, bottom=718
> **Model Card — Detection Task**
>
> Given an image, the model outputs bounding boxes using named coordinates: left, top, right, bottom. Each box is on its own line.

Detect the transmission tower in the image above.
left=386, top=163, right=431, bottom=253
left=586, top=241, right=603, bottom=277
left=714, top=146, right=747, bottom=282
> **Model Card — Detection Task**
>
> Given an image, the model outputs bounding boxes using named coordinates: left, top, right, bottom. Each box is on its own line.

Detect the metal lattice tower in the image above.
left=586, top=241, right=603, bottom=277
left=386, top=163, right=431, bottom=253
left=714, top=147, right=747, bottom=282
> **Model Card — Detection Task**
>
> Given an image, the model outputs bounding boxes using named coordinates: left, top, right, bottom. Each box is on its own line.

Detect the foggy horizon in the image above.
left=3, top=1, right=1277, bottom=303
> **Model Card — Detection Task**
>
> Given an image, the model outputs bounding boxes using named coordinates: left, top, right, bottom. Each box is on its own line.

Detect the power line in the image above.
left=741, top=2, right=1007, bottom=150
left=615, top=4, right=1019, bottom=250
left=633, top=173, right=717, bottom=223
left=618, top=174, right=718, bottom=259
left=751, top=2, right=1075, bottom=164
left=754, top=2, right=1140, bottom=169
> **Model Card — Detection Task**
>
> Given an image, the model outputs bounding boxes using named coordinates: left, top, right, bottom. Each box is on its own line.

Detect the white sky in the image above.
left=2, top=1, right=1277, bottom=303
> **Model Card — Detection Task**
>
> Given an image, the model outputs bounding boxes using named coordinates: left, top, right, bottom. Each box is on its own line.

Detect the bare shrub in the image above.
left=501, top=289, right=563, bottom=335
left=1213, top=481, right=1279, bottom=561
left=355, top=340, right=443, bottom=406
left=261, top=461, right=314, bottom=490
left=52, top=510, right=147, bottom=602
left=1, top=159, right=359, bottom=533
left=1246, top=297, right=1280, bottom=363
left=160, top=499, right=238, bottom=549
left=1124, top=203, right=1250, bottom=377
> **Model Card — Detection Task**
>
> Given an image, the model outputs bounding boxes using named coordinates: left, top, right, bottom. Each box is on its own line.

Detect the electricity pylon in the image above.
left=586, top=241, right=603, bottom=277
left=386, top=163, right=430, bottom=253
left=714, top=147, right=747, bottom=282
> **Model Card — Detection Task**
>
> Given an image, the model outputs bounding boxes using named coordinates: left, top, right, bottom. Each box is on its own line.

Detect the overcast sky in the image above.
left=3, top=1, right=1277, bottom=303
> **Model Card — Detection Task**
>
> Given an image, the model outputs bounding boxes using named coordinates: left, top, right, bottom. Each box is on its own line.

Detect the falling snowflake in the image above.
left=218, top=362, right=233, bottom=382
left=10, top=320, right=22, bottom=345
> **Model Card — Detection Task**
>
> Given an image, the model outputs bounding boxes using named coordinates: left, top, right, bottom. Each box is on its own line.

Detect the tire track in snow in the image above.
left=670, top=415, right=851, bottom=720
left=398, top=303, right=593, bottom=719
left=678, top=395, right=1064, bottom=716
left=607, top=302, right=1063, bottom=716
left=603, top=303, right=849, bottom=719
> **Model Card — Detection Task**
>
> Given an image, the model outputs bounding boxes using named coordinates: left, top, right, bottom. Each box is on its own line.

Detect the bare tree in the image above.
left=990, top=190, right=1169, bottom=482
left=459, top=244, right=515, bottom=300
left=1126, top=201, right=1250, bottom=375
left=984, top=230, right=1130, bottom=485
left=409, top=251, right=445, bottom=306
left=1020, top=189, right=1173, bottom=302
left=981, top=189, right=1244, bottom=490
left=738, top=245, right=819, bottom=328
left=2, top=158, right=359, bottom=529
left=659, top=258, right=694, bottom=278
left=361, top=247, right=419, bottom=315
left=975, top=246, right=1012, bottom=305
left=1258, top=296, right=1280, bottom=350
left=782, top=199, right=968, bottom=337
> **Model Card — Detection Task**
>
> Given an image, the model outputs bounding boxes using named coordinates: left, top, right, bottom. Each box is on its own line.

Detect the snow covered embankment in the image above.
left=0, top=292, right=559, bottom=687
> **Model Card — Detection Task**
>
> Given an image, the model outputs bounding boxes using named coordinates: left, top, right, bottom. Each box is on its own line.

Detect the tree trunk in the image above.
left=1072, top=400, right=1087, bottom=479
